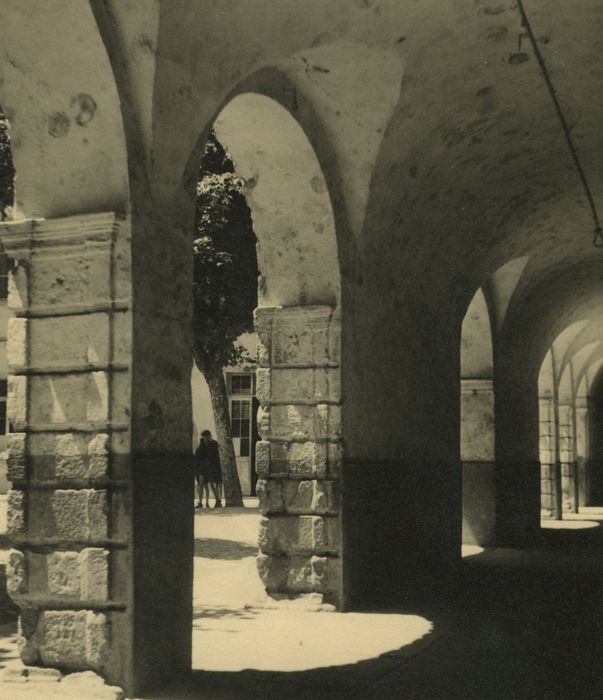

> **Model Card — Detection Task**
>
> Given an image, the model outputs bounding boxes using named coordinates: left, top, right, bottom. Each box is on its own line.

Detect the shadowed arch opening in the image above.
left=214, top=92, right=340, bottom=308
left=538, top=321, right=589, bottom=519
left=189, top=92, right=351, bottom=672
left=460, top=288, right=496, bottom=548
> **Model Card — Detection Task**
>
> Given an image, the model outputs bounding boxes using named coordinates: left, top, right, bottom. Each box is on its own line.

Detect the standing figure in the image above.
left=194, top=429, right=223, bottom=509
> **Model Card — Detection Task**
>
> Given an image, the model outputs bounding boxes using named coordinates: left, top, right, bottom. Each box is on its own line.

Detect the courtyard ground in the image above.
left=1, top=497, right=603, bottom=698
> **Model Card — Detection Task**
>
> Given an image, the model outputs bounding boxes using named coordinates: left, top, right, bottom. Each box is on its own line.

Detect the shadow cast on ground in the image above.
left=194, top=538, right=258, bottom=560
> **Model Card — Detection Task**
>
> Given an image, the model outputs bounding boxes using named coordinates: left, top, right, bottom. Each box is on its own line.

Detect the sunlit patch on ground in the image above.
left=192, top=503, right=432, bottom=672
left=193, top=608, right=432, bottom=672
left=541, top=518, right=600, bottom=529
left=461, top=544, right=486, bottom=558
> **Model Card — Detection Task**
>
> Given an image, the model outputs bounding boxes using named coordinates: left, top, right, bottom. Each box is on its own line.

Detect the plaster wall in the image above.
left=460, top=289, right=496, bottom=546
left=2, top=0, right=603, bottom=692
left=461, top=379, right=495, bottom=546
left=214, top=94, right=339, bottom=308
left=0, top=1, right=129, bottom=219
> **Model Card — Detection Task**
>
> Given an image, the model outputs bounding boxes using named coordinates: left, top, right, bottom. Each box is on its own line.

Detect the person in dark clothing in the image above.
left=194, top=429, right=223, bottom=508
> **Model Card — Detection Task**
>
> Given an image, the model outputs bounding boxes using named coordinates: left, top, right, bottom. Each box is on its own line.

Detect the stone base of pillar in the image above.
left=254, top=306, right=343, bottom=608
left=462, top=462, right=496, bottom=546
left=496, top=460, right=541, bottom=546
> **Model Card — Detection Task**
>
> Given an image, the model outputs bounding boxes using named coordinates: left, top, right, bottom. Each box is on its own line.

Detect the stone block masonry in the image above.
left=254, top=306, right=342, bottom=607
left=0, top=213, right=130, bottom=680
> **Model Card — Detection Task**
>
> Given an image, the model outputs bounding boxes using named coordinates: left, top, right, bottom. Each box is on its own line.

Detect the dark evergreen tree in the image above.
left=0, top=108, right=14, bottom=220
left=192, top=131, right=258, bottom=507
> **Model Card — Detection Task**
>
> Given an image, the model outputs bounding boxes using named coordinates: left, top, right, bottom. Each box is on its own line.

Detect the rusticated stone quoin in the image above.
left=7, top=549, right=27, bottom=596
left=256, top=553, right=341, bottom=597
left=0, top=213, right=130, bottom=682
left=7, top=489, right=26, bottom=534
left=258, top=515, right=339, bottom=555
left=20, top=610, right=109, bottom=670
left=254, top=306, right=342, bottom=606
left=6, top=433, right=27, bottom=481
left=257, top=478, right=339, bottom=515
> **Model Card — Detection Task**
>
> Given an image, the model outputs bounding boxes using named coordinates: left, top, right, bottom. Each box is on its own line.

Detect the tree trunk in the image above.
left=206, top=367, right=244, bottom=507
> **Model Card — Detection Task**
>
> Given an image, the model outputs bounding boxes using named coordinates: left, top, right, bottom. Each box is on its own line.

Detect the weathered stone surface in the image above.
left=256, top=479, right=285, bottom=513
left=87, top=249, right=113, bottom=305
left=47, top=551, right=81, bottom=596
left=258, top=479, right=339, bottom=515
left=29, top=490, right=107, bottom=540
left=283, top=480, right=338, bottom=514
left=271, top=369, right=314, bottom=401
left=269, top=368, right=340, bottom=403
left=28, top=314, right=111, bottom=368
left=255, top=367, right=270, bottom=403
left=7, top=264, right=27, bottom=311
left=110, top=371, right=130, bottom=425
left=84, top=612, right=110, bottom=668
left=87, top=434, right=109, bottom=479
left=255, top=307, right=338, bottom=368
left=6, top=433, right=27, bottom=480
left=6, top=317, right=27, bottom=369
left=256, top=334, right=270, bottom=367
left=460, top=380, right=495, bottom=462
left=257, top=553, right=340, bottom=597
left=7, top=549, right=27, bottom=596
left=55, top=434, right=90, bottom=480
left=258, top=515, right=339, bottom=555
left=286, top=442, right=327, bottom=477
left=7, top=489, right=26, bottom=534
left=255, top=440, right=270, bottom=477
left=29, top=610, right=109, bottom=669
left=29, top=374, right=109, bottom=425
left=8, top=375, right=27, bottom=425
left=112, top=311, right=131, bottom=365
left=27, top=548, right=109, bottom=601
left=256, top=553, right=286, bottom=590
left=256, top=406, right=270, bottom=441
left=29, top=249, right=112, bottom=309
left=87, top=372, right=109, bottom=422
left=27, top=433, right=110, bottom=481
left=268, top=404, right=340, bottom=441
left=265, top=441, right=334, bottom=478
left=80, top=549, right=109, bottom=600
left=273, top=327, right=316, bottom=366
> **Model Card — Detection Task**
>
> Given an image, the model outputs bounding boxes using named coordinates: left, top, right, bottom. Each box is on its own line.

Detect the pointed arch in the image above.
left=460, top=287, right=495, bottom=546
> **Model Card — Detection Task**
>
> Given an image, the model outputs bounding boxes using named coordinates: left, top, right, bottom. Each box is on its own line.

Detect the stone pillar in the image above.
left=461, top=379, right=495, bottom=546
left=539, top=396, right=556, bottom=517
left=575, top=400, right=588, bottom=508
left=0, top=214, right=134, bottom=687
left=559, top=403, right=577, bottom=512
left=254, top=306, right=342, bottom=608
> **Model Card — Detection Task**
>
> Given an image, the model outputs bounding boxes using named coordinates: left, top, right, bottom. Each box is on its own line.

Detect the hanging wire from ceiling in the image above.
left=516, top=0, right=603, bottom=248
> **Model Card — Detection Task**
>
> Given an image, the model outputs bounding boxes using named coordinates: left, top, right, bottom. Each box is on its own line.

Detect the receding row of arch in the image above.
left=461, top=280, right=603, bottom=542
left=538, top=321, right=603, bottom=518
left=1, top=16, right=603, bottom=690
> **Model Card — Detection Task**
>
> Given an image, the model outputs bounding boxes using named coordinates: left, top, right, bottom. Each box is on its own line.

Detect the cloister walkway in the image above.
left=0, top=499, right=603, bottom=698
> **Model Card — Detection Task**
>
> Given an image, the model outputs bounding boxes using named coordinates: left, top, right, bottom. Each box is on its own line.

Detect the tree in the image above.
left=192, top=131, right=258, bottom=507
left=0, top=108, right=14, bottom=220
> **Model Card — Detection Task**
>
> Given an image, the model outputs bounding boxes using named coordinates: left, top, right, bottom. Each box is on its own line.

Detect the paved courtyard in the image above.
left=2, top=499, right=603, bottom=698
left=0, top=497, right=434, bottom=697
left=191, top=500, right=432, bottom=672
